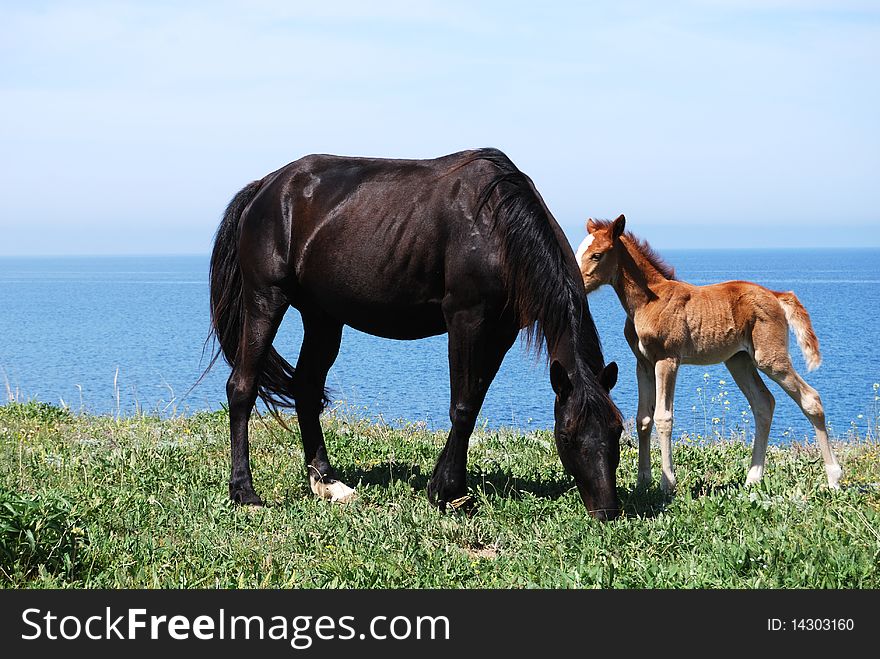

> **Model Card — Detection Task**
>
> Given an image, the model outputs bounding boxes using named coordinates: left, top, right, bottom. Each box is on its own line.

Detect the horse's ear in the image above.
left=599, top=361, right=618, bottom=392
left=586, top=218, right=597, bottom=234
left=612, top=214, right=626, bottom=240
left=550, top=360, right=573, bottom=403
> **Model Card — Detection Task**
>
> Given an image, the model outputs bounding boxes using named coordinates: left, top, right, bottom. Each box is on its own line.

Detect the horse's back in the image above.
left=638, top=279, right=785, bottom=363
left=236, top=149, right=511, bottom=338
left=243, top=148, right=503, bottom=253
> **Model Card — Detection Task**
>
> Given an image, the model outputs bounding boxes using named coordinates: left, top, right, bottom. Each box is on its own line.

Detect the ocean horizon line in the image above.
left=3, top=245, right=880, bottom=259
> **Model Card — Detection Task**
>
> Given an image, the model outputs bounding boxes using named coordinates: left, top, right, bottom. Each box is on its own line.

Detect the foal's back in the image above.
left=635, top=277, right=789, bottom=365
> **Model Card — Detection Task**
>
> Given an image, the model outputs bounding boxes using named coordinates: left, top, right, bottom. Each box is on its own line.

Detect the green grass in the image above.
left=1, top=400, right=878, bottom=588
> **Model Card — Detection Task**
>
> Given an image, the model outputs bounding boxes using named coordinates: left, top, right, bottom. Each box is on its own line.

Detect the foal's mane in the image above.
left=591, top=219, right=676, bottom=281
left=471, top=149, right=619, bottom=425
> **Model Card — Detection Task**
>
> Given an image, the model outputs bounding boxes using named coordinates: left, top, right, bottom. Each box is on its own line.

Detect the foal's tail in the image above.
left=774, top=291, right=822, bottom=371
left=206, top=179, right=299, bottom=411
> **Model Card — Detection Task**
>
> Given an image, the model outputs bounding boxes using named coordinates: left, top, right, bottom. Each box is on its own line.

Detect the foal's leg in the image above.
left=653, top=358, right=679, bottom=493
left=227, top=287, right=289, bottom=505
left=724, top=352, right=775, bottom=486
left=635, top=359, right=656, bottom=488
left=293, top=312, right=353, bottom=502
left=757, top=359, right=842, bottom=488
left=626, top=319, right=655, bottom=488
left=427, top=310, right=517, bottom=509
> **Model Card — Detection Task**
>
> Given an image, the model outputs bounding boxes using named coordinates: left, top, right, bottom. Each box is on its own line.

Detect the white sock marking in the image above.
left=309, top=475, right=357, bottom=503
left=825, top=464, right=842, bottom=489
left=745, top=465, right=764, bottom=485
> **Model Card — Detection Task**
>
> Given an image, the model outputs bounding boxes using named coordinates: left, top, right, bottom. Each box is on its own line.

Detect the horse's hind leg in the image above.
left=724, top=352, right=775, bottom=485
left=757, top=358, right=842, bottom=488
left=292, top=311, right=353, bottom=502
left=653, top=358, right=679, bottom=493
left=227, top=287, right=289, bottom=505
left=427, top=309, right=517, bottom=510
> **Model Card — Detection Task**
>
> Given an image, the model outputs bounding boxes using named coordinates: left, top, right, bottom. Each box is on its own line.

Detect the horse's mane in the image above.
left=471, top=148, right=619, bottom=426
left=626, top=232, right=677, bottom=280
left=590, top=219, right=676, bottom=281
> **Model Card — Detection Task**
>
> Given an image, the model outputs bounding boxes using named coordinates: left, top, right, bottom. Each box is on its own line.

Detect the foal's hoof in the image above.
left=230, top=489, right=264, bottom=507
left=660, top=474, right=677, bottom=495
left=826, top=464, right=843, bottom=490
left=745, top=466, right=764, bottom=487
left=309, top=475, right=357, bottom=503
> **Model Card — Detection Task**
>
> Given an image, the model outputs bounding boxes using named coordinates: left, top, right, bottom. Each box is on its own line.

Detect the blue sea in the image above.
left=0, top=250, right=877, bottom=443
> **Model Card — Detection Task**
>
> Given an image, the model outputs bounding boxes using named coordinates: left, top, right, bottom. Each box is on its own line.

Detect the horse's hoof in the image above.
left=745, top=465, right=764, bottom=486
left=636, top=472, right=652, bottom=489
left=427, top=478, right=467, bottom=511
left=310, top=475, right=357, bottom=503
left=426, top=482, right=439, bottom=507
left=826, top=464, right=843, bottom=489
left=448, top=494, right=475, bottom=514
left=660, top=475, right=677, bottom=495
left=231, top=489, right=264, bottom=506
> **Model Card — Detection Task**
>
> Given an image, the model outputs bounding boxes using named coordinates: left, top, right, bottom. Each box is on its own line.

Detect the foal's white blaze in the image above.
left=574, top=233, right=594, bottom=268
left=309, top=475, right=357, bottom=503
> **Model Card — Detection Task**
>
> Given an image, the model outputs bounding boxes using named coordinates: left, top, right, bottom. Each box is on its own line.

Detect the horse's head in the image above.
left=550, top=359, right=622, bottom=521
left=576, top=214, right=626, bottom=293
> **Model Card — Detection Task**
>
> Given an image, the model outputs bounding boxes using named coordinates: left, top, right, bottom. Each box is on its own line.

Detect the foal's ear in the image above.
left=550, top=360, right=573, bottom=403
left=598, top=361, right=618, bottom=392
left=586, top=218, right=597, bottom=234
left=612, top=214, right=626, bottom=240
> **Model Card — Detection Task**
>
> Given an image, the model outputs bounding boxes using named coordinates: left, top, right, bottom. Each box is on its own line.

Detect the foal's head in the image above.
left=575, top=214, right=626, bottom=293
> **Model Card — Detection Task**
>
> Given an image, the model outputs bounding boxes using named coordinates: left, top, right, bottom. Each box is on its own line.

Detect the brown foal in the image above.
left=575, top=215, right=842, bottom=493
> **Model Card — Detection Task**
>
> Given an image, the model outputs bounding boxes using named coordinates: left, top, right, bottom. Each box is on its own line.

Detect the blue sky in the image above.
left=1, top=1, right=878, bottom=255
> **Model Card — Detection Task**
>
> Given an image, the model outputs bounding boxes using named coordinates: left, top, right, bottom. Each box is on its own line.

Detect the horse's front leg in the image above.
left=653, top=358, right=679, bottom=494
left=625, top=320, right=656, bottom=489
left=635, top=359, right=656, bottom=488
left=427, top=307, right=516, bottom=510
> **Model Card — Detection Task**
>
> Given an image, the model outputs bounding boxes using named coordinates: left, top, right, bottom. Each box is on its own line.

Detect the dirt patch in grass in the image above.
left=465, top=542, right=500, bottom=560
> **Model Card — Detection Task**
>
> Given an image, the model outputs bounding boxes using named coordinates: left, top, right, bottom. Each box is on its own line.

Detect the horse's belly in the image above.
left=292, top=249, right=448, bottom=338
left=680, top=342, right=745, bottom=365
left=680, top=301, right=745, bottom=364
left=343, top=304, right=447, bottom=339
left=681, top=351, right=738, bottom=366
left=300, top=286, right=447, bottom=339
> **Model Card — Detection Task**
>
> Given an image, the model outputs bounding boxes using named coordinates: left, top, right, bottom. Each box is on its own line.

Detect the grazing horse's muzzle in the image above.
left=584, top=498, right=621, bottom=522
left=574, top=479, right=621, bottom=522
left=590, top=507, right=621, bottom=522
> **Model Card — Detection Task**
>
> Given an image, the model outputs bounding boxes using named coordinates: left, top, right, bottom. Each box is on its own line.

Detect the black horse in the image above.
left=208, top=148, right=623, bottom=520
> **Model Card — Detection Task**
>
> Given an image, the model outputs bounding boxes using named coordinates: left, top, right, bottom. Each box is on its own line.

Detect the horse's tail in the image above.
left=774, top=291, right=822, bottom=371
left=207, top=179, right=299, bottom=412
